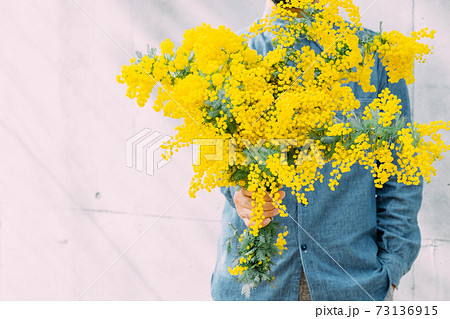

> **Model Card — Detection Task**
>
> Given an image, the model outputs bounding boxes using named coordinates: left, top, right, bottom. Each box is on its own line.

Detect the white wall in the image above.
left=0, top=0, right=448, bottom=300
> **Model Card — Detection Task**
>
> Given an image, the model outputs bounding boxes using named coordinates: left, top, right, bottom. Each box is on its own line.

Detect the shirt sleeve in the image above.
left=375, top=60, right=424, bottom=289
left=220, top=186, right=237, bottom=209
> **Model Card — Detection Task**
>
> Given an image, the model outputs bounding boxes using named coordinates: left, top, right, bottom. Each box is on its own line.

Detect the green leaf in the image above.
left=146, top=46, right=157, bottom=59
left=231, top=168, right=249, bottom=181
left=320, top=136, right=340, bottom=145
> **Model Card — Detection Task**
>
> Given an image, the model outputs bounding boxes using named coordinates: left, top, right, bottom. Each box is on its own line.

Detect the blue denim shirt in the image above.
left=210, top=19, right=423, bottom=301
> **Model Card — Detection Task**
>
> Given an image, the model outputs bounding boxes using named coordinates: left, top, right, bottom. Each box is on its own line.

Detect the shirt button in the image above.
left=301, top=244, right=307, bottom=251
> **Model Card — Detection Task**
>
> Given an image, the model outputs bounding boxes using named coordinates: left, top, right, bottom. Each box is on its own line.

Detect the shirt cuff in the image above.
left=378, top=251, right=405, bottom=288
left=220, top=186, right=237, bottom=209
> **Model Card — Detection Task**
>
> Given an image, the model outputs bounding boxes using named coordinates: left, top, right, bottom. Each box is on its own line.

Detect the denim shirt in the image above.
left=210, top=19, right=423, bottom=301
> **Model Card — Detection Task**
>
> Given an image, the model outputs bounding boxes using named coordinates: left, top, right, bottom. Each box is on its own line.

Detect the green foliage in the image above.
left=228, top=222, right=286, bottom=297
left=135, top=45, right=157, bottom=64
left=308, top=110, right=413, bottom=160
left=225, top=222, right=239, bottom=254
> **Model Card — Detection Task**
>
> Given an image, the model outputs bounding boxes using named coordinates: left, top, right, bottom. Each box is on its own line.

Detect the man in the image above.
left=210, top=0, right=423, bottom=301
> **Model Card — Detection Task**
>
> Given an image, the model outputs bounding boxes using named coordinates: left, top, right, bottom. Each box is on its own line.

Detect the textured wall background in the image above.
left=0, top=0, right=448, bottom=300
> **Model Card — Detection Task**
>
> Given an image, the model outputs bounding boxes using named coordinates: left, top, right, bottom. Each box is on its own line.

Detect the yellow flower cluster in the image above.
left=362, top=88, right=402, bottom=127
left=369, top=28, right=435, bottom=84
left=275, top=230, right=289, bottom=255
left=397, top=121, right=450, bottom=185
left=228, top=264, right=248, bottom=276
left=117, top=0, right=448, bottom=293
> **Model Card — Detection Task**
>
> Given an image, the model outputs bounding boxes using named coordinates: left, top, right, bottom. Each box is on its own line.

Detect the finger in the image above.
left=260, top=218, right=272, bottom=228
left=236, top=207, right=253, bottom=220
left=245, top=217, right=271, bottom=228
left=261, top=208, right=281, bottom=218
left=234, top=191, right=254, bottom=210
left=250, top=200, right=279, bottom=211
left=262, top=190, right=286, bottom=202
left=239, top=196, right=254, bottom=209
left=262, top=201, right=279, bottom=211
left=241, top=188, right=253, bottom=197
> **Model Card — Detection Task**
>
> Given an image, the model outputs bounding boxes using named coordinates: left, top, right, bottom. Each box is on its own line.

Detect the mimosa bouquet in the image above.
left=118, top=0, right=449, bottom=297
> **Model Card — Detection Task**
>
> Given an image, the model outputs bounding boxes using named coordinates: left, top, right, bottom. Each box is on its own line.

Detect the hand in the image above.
left=233, top=188, right=286, bottom=228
